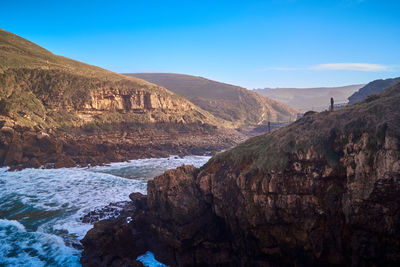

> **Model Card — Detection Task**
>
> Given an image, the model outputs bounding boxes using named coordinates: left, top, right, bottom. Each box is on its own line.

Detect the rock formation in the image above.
left=0, top=29, right=246, bottom=169
left=82, top=82, right=400, bottom=266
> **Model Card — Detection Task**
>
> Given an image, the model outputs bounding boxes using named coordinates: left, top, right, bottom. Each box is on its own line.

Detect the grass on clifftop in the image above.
left=0, top=29, right=152, bottom=85
left=208, top=82, right=400, bottom=173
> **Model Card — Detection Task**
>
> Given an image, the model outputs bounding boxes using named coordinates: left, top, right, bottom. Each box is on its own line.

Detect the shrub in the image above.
left=332, top=185, right=345, bottom=195
left=350, top=161, right=356, bottom=169
left=0, top=99, right=10, bottom=115
left=365, top=94, right=380, bottom=102
left=83, top=122, right=100, bottom=133
left=367, top=155, right=374, bottom=166
left=376, top=123, right=388, bottom=145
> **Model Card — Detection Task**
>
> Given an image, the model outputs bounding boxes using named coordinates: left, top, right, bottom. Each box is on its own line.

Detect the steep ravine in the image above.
left=82, top=83, right=400, bottom=266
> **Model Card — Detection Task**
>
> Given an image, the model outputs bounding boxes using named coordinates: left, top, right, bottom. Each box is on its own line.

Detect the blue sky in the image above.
left=1, top=0, right=399, bottom=88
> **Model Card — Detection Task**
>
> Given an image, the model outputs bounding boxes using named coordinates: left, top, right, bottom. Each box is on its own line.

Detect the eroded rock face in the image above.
left=189, top=134, right=399, bottom=266
left=85, top=88, right=192, bottom=112
left=145, top=166, right=235, bottom=266
left=102, top=135, right=398, bottom=267
left=0, top=68, right=247, bottom=169
left=81, top=85, right=400, bottom=266
left=0, top=119, right=244, bottom=169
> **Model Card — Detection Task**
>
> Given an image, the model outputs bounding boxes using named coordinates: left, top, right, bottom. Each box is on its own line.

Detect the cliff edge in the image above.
left=82, top=81, right=400, bottom=266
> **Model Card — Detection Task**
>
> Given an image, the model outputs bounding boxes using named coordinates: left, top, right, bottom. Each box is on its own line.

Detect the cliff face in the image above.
left=82, top=83, right=400, bottom=266
left=0, top=29, right=244, bottom=168
left=0, top=68, right=198, bottom=123
left=85, top=88, right=191, bottom=112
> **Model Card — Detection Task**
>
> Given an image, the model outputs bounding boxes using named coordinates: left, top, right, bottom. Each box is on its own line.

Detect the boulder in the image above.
left=3, top=142, right=23, bottom=166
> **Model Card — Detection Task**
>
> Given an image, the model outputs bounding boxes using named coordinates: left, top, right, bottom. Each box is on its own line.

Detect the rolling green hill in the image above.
left=126, top=73, right=299, bottom=126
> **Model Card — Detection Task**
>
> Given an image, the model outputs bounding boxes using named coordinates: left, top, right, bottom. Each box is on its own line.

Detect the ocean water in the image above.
left=0, top=156, right=210, bottom=267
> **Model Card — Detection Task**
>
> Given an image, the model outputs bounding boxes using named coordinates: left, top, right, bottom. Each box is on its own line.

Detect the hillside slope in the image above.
left=0, top=29, right=243, bottom=168
left=126, top=73, right=299, bottom=126
left=0, top=29, right=222, bottom=128
left=83, top=82, right=400, bottom=266
left=254, top=84, right=364, bottom=111
left=348, top=77, right=400, bottom=104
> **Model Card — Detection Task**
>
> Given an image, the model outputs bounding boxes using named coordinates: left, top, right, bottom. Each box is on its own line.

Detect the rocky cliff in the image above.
left=0, top=29, right=244, bottom=169
left=82, top=82, right=400, bottom=266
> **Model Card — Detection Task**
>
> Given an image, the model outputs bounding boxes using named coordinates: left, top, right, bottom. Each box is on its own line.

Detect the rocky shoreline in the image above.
left=0, top=119, right=245, bottom=170
left=81, top=85, right=400, bottom=266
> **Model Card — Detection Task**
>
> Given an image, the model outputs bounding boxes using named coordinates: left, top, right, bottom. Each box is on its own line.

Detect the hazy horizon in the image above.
left=2, top=0, right=399, bottom=88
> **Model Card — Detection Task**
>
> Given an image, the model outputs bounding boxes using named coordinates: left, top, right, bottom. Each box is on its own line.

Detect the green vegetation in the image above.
left=207, top=82, right=400, bottom=173
left=332, top=185, right=345, bottom=195
left=376, top=123, right=388, bottom=145
left=0, top=98, right=10, bottom=115
left=365, top=94, right=380, bottom=102
left=0, top=29, right=153, bottom=84
left=367, top=156, right=375, bottom=167
left=350, top=161, right=356, bottom=169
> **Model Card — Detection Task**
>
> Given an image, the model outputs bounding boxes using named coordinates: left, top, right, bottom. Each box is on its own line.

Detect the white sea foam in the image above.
left=0, top=166, right=147, bottom=239
left=89, top=155, right=210, bottom=182
left=0, top=155, right=210, bottom=266
left=0, top=219, right=80, bottom=267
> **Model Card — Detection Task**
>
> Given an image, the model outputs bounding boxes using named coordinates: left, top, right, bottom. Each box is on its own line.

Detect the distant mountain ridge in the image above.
left=348, top=77, right=400, bottom=104
left=126, top=73, right=299, bottom=126
left=254, top=84, right=364, bottom=111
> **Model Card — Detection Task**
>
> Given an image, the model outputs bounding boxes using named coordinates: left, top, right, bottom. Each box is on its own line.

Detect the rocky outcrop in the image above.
left=85, top=88, right=192, bottom=112
left=0, top=118, right=244, bottom=169
left=0, top=29, right=249, bottom=169
left=82, top=83, right=400, bottom=266
left=0, top=67, right=243, bottom=169
left=0, top=68, right=193, bottom=114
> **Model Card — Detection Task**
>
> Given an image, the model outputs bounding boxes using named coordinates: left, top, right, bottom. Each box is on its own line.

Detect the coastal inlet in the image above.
left=0, top=156, right=210, bottom=266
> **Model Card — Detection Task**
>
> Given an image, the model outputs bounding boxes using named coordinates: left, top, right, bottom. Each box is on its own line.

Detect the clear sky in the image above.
left=1, top=0, right=400, bottom=88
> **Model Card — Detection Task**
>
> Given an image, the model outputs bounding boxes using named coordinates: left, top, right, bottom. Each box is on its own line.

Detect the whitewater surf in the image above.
left=0, top=156, right=210, bottom=267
